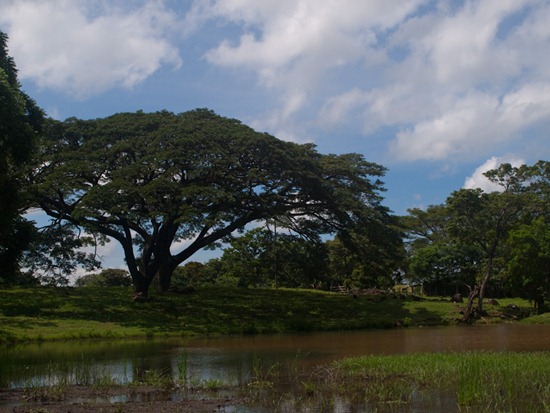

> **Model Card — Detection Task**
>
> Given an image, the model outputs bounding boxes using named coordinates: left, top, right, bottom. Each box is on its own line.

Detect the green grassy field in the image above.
left=0, top=286, right=537, bottom=343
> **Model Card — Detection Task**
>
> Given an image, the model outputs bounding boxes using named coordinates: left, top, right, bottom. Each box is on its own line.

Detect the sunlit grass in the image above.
left=522, top=312, right=550, bottom=324
left=0, top=286, right=537, bottom=343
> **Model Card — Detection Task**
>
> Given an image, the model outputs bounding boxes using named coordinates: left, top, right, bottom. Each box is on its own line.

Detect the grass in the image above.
left=521, top=311, right=550, bottom=324
left=0, top=286, right=538, bottom=343
left=319, top=351, right=550, bottom=411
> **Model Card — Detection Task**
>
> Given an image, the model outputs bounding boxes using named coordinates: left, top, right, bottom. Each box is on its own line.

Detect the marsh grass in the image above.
left=175, top=351, right=188, bottom=385
left=5, top=348, right=550, bottom=412
left=326, top=351, right=550, bottom=411
left=17, top=356, right=122, bottom=390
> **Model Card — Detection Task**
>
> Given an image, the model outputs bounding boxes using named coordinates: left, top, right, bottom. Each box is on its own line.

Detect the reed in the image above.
left=175, top=350, right=188, bottom=385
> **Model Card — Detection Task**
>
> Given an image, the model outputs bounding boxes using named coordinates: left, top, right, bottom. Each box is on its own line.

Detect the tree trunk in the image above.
left=462, top=284, right=480, bottom=323
left=132, top=276, right=150, bottom=301
left=476, top=254, right=495, bottom=315
left=158, top=260, right=177, bottom=292
left=129, top=265, right=156, bottom=301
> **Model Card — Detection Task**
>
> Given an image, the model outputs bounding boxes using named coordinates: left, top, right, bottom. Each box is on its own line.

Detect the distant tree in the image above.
left=270, top=232, right=329, bottom=289
left=0, top=31, right=43, bottom=282
left=29, top=109, right=395, bottom=297
left=326, top=228, right=403, bottom=290
left=171, top=261, right=216, bottom=289
left=506, top=218, right=550, bottom=313
left=450, top=162, right=549, bottom=322
left=404, top=205, right=480, bottom=296
left=217, top=228, right=271, bottom=288
left=75, top=268, right=132, bottom=287
left=217, top=227, right=330, bottom=288
left=407, top=243, right=481, bottom=296
left=403, top=161, right=549, bottom=321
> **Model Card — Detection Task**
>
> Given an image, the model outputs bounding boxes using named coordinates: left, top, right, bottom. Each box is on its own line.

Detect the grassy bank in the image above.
left=0, top=286, right=536, bottom=343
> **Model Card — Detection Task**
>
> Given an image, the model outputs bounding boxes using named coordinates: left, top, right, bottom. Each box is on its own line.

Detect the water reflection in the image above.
left=1, top=324, right=550, bottom=412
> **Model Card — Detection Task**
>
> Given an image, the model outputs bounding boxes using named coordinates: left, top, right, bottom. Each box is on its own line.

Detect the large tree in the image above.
left=0, top=31, right=43, bottom=281
left=449, top=162, right=549, bottom=322
left=30, top=109, right=395, bottom=296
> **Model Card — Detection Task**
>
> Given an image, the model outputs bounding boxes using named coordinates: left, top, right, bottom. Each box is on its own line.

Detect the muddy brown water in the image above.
left=1, top=324, right=550, bottom=412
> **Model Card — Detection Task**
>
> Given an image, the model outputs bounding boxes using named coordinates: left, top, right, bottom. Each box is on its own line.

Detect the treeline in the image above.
left=1, top=30, right=548, bottom=321
left=404, top=162, right=549, bottom=319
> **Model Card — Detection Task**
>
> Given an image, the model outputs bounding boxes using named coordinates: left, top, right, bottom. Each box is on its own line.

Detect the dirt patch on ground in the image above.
left=0, top=386, right=252, bottom=413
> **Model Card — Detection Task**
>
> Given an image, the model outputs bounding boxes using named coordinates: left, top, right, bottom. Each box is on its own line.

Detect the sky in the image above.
left=2, top=0, right=550, bottom=268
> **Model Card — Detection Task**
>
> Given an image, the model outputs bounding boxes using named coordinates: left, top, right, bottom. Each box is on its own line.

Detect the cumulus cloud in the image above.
left=197, top=0, right=425, bottom=131
left=379, top=0, right=550, bottom=162
left=3, top=0, right=548, bottom=166
left=0, top=0, right=182, bottom=98
left=388, top=83, right=550, bottom=161
left=464, top=156, right=525, bottom=192
left=192, top=0, right=550, bottom=162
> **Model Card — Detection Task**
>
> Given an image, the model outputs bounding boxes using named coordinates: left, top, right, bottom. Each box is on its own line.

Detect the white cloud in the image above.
left=464, top=156, right=525, bottom=192
left=388, top=82, right=550, bottom=161
left=194, top=0, right=550, bottom=162
left=0, top=0, right=182, bottom=98
left=248, top=91, right=310, bottom=142
left=203, top=0, right=423, bottom=78
left=198, top=0, right=426, bottom=136
left=3, top=0, right=548, bottom=167
left=409, top=0, right=527, bottom=86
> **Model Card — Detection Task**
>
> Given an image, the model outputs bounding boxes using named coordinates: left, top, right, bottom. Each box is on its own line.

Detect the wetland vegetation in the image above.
left=1, top=287, right=549, bottom=412
left=2, top=330, right=550, bottom=412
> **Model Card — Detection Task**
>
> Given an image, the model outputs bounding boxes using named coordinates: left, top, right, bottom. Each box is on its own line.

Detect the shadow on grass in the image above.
left=0, top=287, right=475, bottom=341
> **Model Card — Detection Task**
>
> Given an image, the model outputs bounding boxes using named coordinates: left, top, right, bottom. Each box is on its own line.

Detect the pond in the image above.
left=1, top=323, right=550, bottom=412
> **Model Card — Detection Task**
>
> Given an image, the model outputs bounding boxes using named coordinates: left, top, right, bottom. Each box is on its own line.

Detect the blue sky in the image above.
left=2, top=0, right=550, bottom=268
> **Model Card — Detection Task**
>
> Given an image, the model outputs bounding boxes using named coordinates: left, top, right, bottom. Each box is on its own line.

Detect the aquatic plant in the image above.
left=327, top=351, right=550, bottom=411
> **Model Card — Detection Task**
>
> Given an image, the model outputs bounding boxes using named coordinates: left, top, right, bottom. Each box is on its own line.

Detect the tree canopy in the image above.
left=403, top=161, right=550, bottom=319
left=30, top=109, right=397, bottom=296
left=0, top=31, right=43, bottom=281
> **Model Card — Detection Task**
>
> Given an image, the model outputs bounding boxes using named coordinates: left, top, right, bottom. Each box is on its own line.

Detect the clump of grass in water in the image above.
left=200, top=378, right=225, bottom=391
left=176, top=350, right=188, bottom=386
left=248, top=354, right=281, bottom=388
left=455, top=352, right=550, bottom=411
left=136, top=369, right=173, bottom=387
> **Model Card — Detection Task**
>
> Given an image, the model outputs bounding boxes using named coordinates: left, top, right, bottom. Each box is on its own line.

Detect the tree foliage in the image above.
left=215, top=227, right=330, bottom=289
left=506, top=218, right=550, bottom=313
left=75, top=268, right=132, bottom=288
left=0, top=31, right=43, bottom=282
left=171, top=261, right=218, bottom=289
left=21, top=221, right=101, bottom=285
left=403, top=161, right=549, bottom=320
left=326, top=232, right=402, bottom=290
left=30, top=109, right=395, bottom=296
